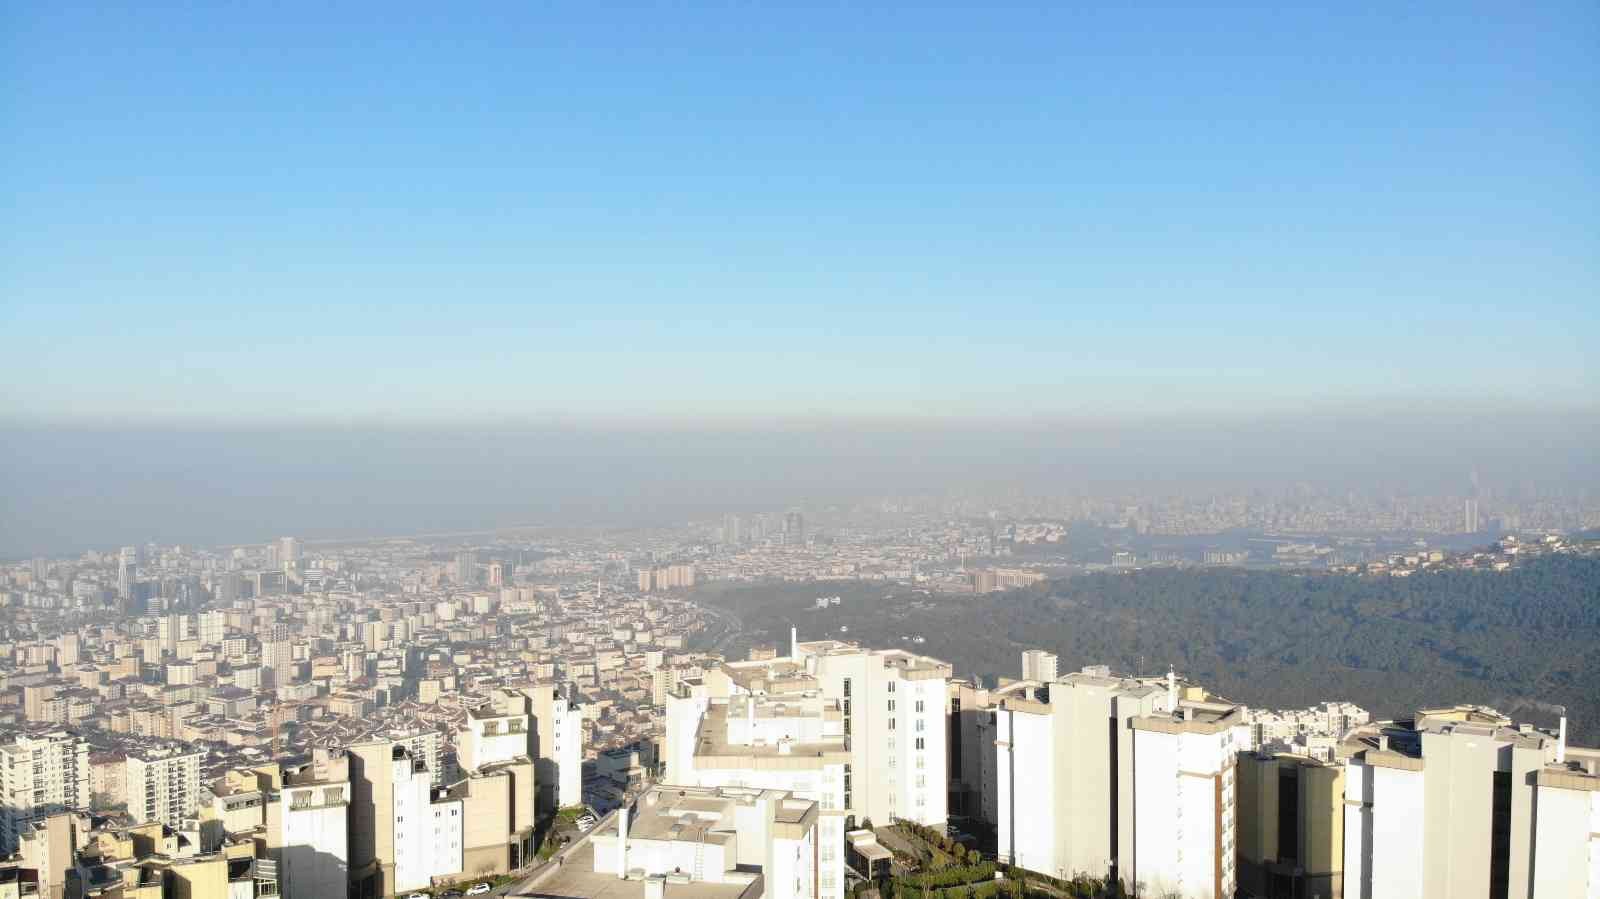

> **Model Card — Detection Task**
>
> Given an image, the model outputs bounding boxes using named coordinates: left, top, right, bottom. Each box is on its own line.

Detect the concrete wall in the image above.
left=1531, top=783, right=1600, bottom=899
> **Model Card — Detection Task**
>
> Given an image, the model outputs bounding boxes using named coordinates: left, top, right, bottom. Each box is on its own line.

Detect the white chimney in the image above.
left=617, top=805, right=630, bottom=878
left=1557, top=716, right=1567, bottom=765
left=790, top=626, right=798, bottom=659
left=1166, top=668, right=1177, bottom=711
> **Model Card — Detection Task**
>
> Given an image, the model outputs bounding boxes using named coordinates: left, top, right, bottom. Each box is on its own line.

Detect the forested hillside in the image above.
left=696, top=554, right=1600, bottom=743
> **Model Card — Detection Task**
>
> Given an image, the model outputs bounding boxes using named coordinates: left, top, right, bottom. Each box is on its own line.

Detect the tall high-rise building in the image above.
left=0, top=731, right=91, bottom=854
left=118, top=546, right=137, bottom=600
left=486, top=560, right=506, bottom=587
left=723, top=512, right=743, bottom=546
left=1465, top=498, right=1482, bottom=534
left=125, top=746, right=203, bottom=827
left=784, top=511, right=805, bottom=545
left=277, top=536, right=300, bottom=565
left=455, top=550, right=478, bottom=585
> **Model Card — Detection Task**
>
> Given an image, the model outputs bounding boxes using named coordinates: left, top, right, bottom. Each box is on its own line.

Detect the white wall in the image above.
left=995, top=708, right=1056, bottom=875
left=276, top=787, right=349, bottom=899
left=770, top=828, right=818, bottom=899
left=1532, top=784, right=1600, bottom=899
left=1133, top=730, right=1180, bottom=897
left=555, top=699, right=584, bottom=808
left=393, top=766, right=462, bottom=891
left=1368, top=765, right=1424, bottom=899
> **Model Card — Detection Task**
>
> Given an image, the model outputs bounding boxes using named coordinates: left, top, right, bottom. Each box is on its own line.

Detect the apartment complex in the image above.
left=637, top=564, right=697, bottom=592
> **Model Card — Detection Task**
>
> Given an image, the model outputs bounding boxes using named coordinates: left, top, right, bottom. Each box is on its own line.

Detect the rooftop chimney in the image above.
left=1166, top=668, right=1177, bottom=711
left=790, top=626, right=798, bottom=659
left=1557, top=715, right=1567, bottom=765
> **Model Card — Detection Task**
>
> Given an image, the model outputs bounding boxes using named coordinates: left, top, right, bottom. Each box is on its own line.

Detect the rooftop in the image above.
left=523, top=841, right=755, bottom=899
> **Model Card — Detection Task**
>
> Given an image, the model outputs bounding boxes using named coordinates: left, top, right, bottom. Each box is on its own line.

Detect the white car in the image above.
left=403, top=894, right=429, bottom=899
left=466, top=885, right=492, bottom=896
left=576, top=816, right=596, bottom=832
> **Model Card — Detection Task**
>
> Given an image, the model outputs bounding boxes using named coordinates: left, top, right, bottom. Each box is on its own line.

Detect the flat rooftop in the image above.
left=517, top=842, right=754, bottom=899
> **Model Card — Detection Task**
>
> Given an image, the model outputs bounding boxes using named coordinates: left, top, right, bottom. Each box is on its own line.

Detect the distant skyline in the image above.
left=3, top=2, right=1597, bottom=424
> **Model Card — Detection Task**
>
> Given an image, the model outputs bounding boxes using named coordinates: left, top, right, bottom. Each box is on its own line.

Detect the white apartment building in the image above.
left=539, top=689, right=584, bottom=810
left=988, top=671, right=1168, bottom=885
left=0, top=731, right=90, bottom=854
left=1532, top=749, right=1600, bottom=899
left=665, top=693, right=851, bottom=899
left=590, top=785, right=818, bottom=899
left=125, top=746, right=203, bottom=827
left=269, top=760, right=350, bottom=899
left=1130, top=701, right=1244, bottom=899
left=458, top=700, right=533, bottom=772
left=1343, top=706, right=1600, bottom=899
left=1020, top=649, right=1058, bottom=683
left=392, top=747, right=463, bottom=893
left=792, top=632, right=951, bottom=828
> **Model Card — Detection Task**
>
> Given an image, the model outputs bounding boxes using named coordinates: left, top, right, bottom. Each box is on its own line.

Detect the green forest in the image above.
left=695, top=553, right=1600, bottom=743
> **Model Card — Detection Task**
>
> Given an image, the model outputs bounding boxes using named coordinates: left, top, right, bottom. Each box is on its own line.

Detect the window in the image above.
left=888, top=718, right=896, bottom=731
left=887, top=682, right=895, bottom=693
left=915, top=700, right=925, bottom=713
left=887, top=700, right=895, bottom=712
left=915, top=738, right=925, bottom=750
left=915, top=719, right=924, bottom=732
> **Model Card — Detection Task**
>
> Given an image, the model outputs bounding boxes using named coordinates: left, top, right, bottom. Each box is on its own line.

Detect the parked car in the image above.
left=466, top=884, right=492, bottom=896
left=403, top=893, right=430, bottom=899
left=576, top=815, right=597, bottom=831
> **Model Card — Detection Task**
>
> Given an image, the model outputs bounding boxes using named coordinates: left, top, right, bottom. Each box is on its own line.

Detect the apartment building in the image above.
left=0, top=731, right=90, bottom=855
left=1020, top=649, right=1058, bottom=683
left=988, top=671, right=1167, bottom=884
left=665, top=693, right=851, bottom=899
left=392, top=746, right=462, bottom=894
left=792, top=633, right=951, bottom=828
left=125, top=746, right=203, bottom=827
left=526, top=684, right=584, bottom=811
left=266, top=755, right=351, bottom=899
left=588, top=785, right=819, bottom=899
left=1342, top=706, right=1600, bottom=899
left=1236, top=752, right=1344, bottom=899
left=1130, top=700, right=1246, bottom=899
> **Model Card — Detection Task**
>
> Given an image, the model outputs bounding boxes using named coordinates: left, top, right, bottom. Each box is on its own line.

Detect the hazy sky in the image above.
left=3, top=2, right=1596, bottom=424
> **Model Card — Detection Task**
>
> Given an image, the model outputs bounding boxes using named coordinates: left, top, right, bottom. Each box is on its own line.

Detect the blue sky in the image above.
left=3, top=1, right=1596, bottom=423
